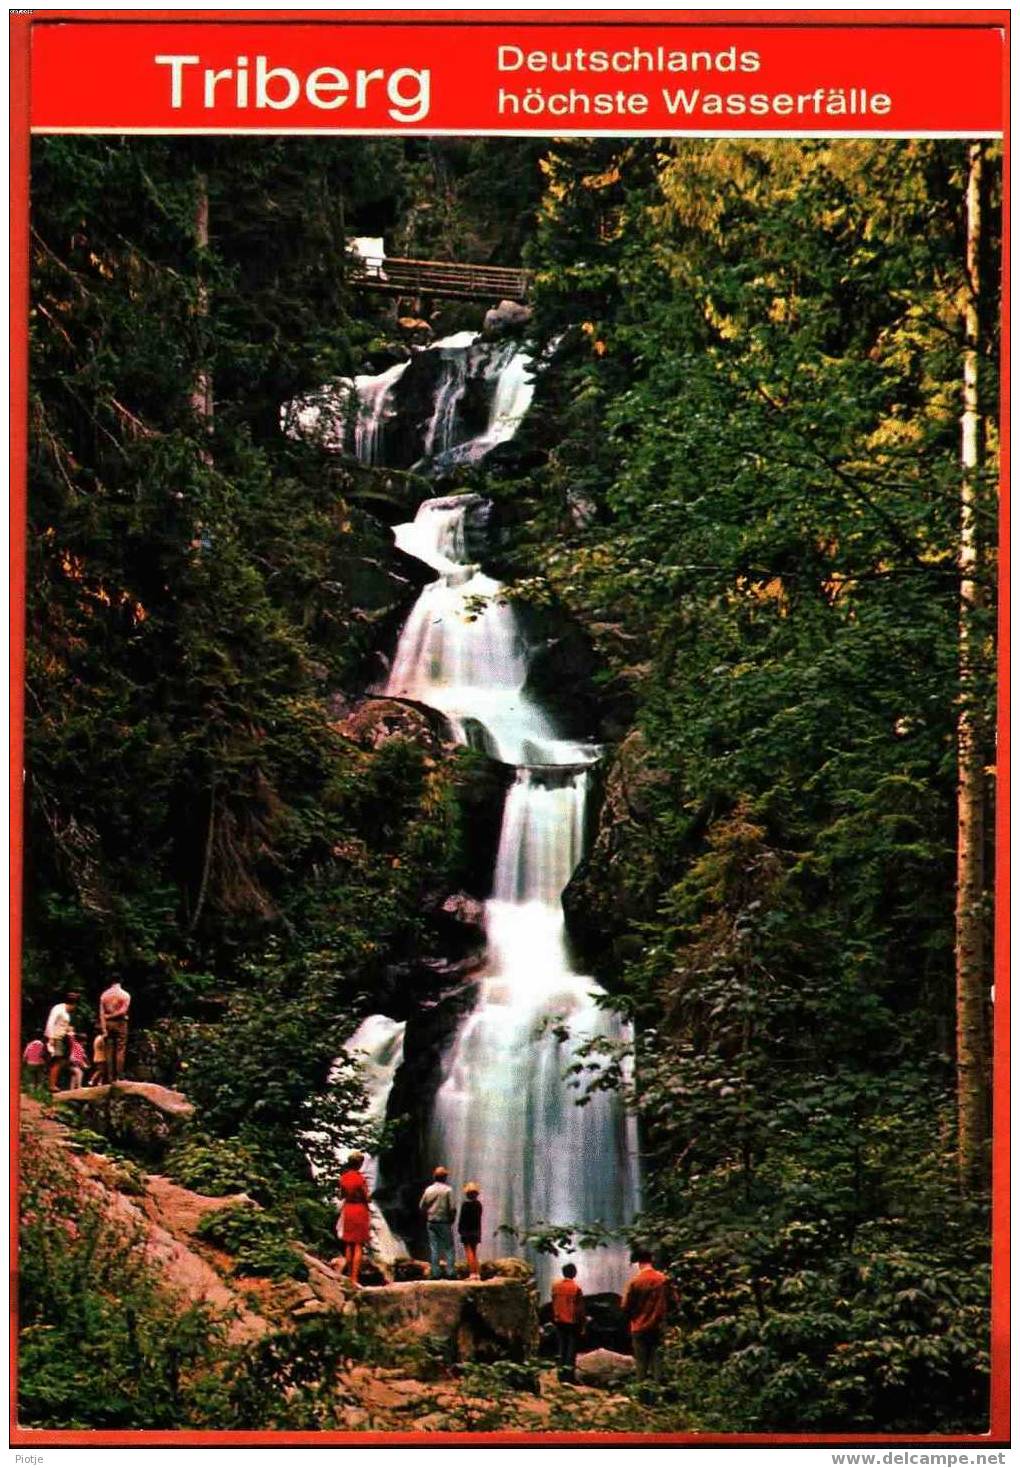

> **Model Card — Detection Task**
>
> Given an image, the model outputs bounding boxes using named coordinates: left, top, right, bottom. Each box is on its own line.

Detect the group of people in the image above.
left=551, top=1250, right=670, bottom=1386
left=335, top=1158, right=482, bottom=1288
left=335, top=1154, right=671, bottom=1385
left=22, top=983, right=132, bottom=1094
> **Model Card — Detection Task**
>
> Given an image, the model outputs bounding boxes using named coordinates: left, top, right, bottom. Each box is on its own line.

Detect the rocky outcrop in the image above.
left=562, top=728, right=669, bottom=984
left=447, top=747, right=515, bottom=898
left=326, top=459, right=433, bottom=526
left=483, top=299, right=533, bottom=338
left=51, top=1080, right=194, bottom=1118
left=50, top=1081, right=195, bottom=1160
left=337, top=696, right=448, bottom=754
left=520, top=611, right=601, bottom=741
left=351, top=1276, right=539, bottom=1363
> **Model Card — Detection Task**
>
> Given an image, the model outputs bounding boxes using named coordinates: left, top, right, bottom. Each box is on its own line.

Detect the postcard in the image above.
left=9, top=9, right=1009, bottom=1452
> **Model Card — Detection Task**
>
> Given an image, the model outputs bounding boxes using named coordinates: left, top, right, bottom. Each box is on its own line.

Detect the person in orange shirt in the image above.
left=621, top=1250, right=669, bottom=1384
left=550, top=1261, right=586, bottom=1382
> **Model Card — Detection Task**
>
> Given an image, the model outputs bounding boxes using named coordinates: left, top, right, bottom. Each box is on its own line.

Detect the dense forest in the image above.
left=20, top=135, right=999, bottom=1434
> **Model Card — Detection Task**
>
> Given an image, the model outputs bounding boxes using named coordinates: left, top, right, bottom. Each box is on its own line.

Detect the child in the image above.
left=89, top=1031, right=106, bottom=1086
left=550, top=1262, right=586, bottom=1383
left=22, top=1037, right=47, bottom=1095
left=457, top=1182, right=483, bottom=1279
left=67, top=1034, right=87, bottom=1090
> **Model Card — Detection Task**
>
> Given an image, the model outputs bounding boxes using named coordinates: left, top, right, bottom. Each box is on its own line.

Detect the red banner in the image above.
left=31, top=17, right=1004, bottom=135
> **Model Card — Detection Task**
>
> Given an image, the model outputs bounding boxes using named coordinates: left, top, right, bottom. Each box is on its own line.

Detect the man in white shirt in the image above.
left=419, top=1165, right=456, bottom=1279
left=44, top=991, right=79, bottom=1092
left=99, top=981, right=131, bottom=1082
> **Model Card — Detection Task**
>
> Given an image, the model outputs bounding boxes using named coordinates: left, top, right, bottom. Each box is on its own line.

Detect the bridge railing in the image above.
left=346, top=253, right=532, bottom=302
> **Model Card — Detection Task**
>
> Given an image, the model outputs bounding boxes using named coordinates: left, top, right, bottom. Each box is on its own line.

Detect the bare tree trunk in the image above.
left=191, top=172, right=213, bottom=436
left=955, top=141, right=990, bottom=1190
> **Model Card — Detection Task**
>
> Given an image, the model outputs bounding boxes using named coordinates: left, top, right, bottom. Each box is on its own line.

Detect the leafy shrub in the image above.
left=194, top=1203, right=308, bottom=1281
left=164, top=1133, right=274, bottom=1202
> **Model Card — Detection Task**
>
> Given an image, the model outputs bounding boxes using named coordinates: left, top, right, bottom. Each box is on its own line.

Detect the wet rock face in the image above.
left=562, top=729, right=668, bottom=985
left=448, top=748, right=515, bottom=899
left=519, top=609, right=602, bottom=742
left=375, top=975, right=481, bottom=1244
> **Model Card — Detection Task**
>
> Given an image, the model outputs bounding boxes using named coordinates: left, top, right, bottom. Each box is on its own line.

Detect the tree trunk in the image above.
left=955, top=140, right=990, bottom=1190
left=191, top=172, right=213, bottom=434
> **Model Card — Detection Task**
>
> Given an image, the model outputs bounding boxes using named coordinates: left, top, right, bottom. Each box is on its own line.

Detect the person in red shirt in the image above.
left=621, top=1250, right=669, bottom=1384
left=337, top=1151, right=371, bottom=1287
left=550, top=1261, right=586, bottom=1382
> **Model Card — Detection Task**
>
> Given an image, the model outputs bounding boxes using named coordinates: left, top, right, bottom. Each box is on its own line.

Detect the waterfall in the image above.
left=383, top=527, right=593, bottom=768
left=340, top=1015, right=408, bottom=1262
left=428, top=339, right=537, bottom=470
left=320, top=331, right=638, bottom=1295
left=352, top=360, right=409, bottom=465
left=383, top=494, right=639, bottom=1294
left=420, top=331, right=478, bottom=460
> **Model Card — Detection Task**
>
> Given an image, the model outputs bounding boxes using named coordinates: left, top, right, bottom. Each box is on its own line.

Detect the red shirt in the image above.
left=621, top=1267, right=669, bottom=1334
left=551, top=1277, right=586, bottom=1326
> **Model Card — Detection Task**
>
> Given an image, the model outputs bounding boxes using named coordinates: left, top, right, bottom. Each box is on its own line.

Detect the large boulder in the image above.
left=352, top=1276, right=539, bottom=1363
left=575, top=1348, right=636, bottom=1389
left=483, top=300, right=533, bottom=338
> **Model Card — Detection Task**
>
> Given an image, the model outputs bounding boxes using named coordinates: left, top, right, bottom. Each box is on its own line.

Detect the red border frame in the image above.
left=8, top=9, right=1010, bottom=1449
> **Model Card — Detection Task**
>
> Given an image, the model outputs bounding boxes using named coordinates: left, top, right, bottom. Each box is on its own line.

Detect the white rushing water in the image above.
left=352, top=360, right=409, bottom=464
left=428, top=338, right=537, bottom=470
left=340, top=1014, right=408, bottom=1261
left=384, top=492, right=639, bottom=1294
left=385, top=497, right=595, bottom=769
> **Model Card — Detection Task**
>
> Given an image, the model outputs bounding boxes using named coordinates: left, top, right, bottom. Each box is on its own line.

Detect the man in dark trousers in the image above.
left=621, top=1249, right=669, bottom=1385
left=99, top=980, right=131, bottom=1082
left=550, top=1261, right=586, bottom=1382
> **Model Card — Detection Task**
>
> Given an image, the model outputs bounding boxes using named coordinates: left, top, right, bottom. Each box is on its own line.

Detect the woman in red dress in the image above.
left=337, top=1151, right=371, bottom=1287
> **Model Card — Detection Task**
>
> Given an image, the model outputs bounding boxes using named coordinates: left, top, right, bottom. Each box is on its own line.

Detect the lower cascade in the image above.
left=383, top=491, right=639, bottom=1294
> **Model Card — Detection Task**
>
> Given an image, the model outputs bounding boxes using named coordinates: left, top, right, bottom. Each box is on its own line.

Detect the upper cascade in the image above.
left=382, top=495, right=597, bottom=768
left=281, top=332, right=536, bottom=473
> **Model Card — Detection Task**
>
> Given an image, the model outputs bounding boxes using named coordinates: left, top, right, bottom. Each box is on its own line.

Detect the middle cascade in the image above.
left=383, top=492, right=639, bottom=1294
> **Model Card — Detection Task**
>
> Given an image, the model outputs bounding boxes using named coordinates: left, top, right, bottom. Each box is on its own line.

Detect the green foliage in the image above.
left=164, top=1132, right=274, bottom=1201
left=214, top=1316, right=384, bottom=1430
left=193, top=1202, right=308, bottom=1281
left=501, top=137, right=998, bottom=1434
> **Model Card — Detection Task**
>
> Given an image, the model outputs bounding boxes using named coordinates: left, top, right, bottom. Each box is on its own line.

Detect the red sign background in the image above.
left=30, top=17, right=1004, bottom=133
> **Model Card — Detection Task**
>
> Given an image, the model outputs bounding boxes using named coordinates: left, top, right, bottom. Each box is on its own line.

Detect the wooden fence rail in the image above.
left=347, top=253, right=532, bottom=303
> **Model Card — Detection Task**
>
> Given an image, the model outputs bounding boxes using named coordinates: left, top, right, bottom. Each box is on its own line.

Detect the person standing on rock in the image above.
left=99, top=980, right=131, bottom=1082
left=457, top=1182, right=483, bottom=1279
left=419, top=1165, right=456, bottom=1280
left=44, top=991, right=79, bottom=1093
left=338, top=1152, right=372, bottom=1287
left=621, top=1250, right=670, bottom=1386
left=550, top=1261, right=587, bottom=1383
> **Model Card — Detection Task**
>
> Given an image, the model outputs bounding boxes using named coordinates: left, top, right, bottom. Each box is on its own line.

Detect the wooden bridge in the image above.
left=347, top=253, right=532, bottom=304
